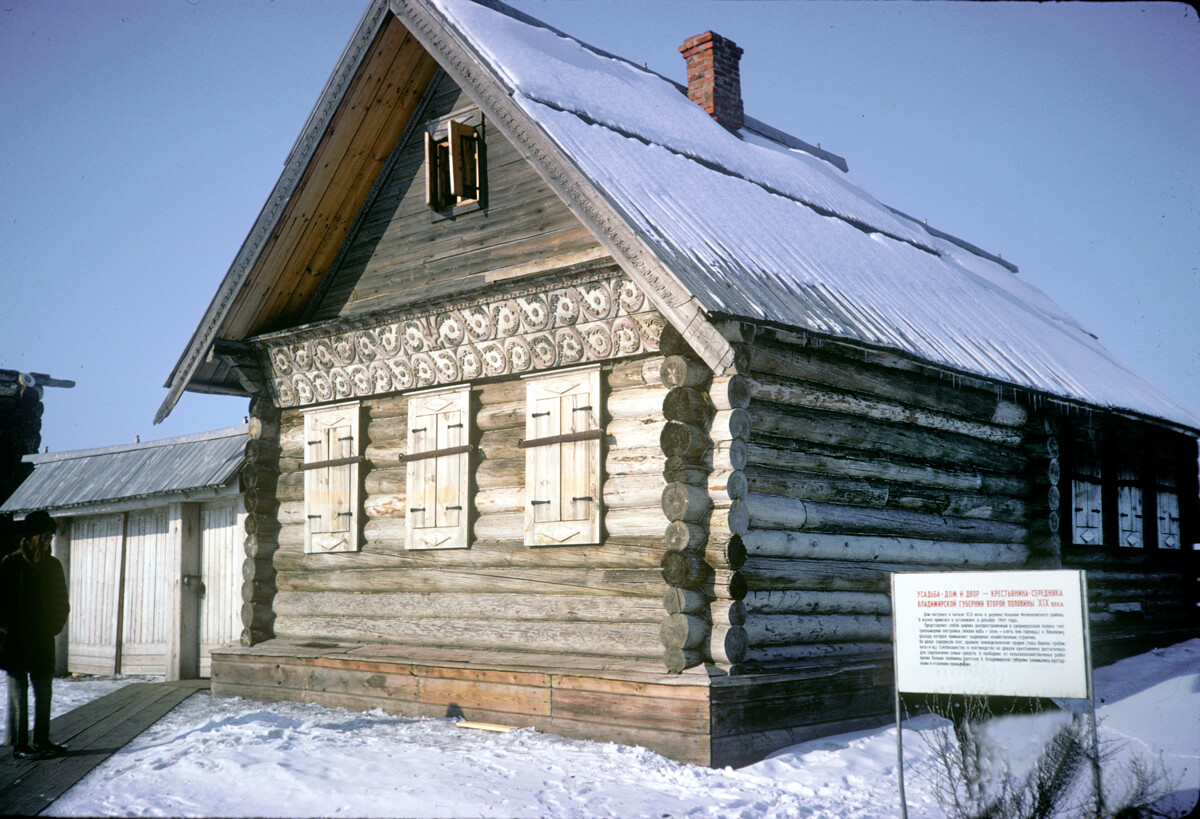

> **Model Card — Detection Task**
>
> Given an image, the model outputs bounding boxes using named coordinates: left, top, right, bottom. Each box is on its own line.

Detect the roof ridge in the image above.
left=25, top=424, right=249, bottom=464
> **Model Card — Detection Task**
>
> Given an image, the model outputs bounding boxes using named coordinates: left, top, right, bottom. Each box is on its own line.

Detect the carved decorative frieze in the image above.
left=263, top=275, right=663, bottom=408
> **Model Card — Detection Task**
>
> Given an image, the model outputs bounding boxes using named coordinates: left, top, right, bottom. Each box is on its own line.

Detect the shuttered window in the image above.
left=1066, top=423, right=1190, bottom=551
left=425, top=116, right=482, bottom=212
left=405, top=386, right=471, bottom=550
left=522, top=367, right=601, bottom=546
left=302, top=402, right=362, bottom=553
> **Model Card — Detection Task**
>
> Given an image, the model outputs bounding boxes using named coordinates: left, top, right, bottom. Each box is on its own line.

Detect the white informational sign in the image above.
left=892, top=570, right=1089, bottom=699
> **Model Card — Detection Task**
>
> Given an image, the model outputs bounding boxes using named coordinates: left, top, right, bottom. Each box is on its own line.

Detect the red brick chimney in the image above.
left=679, top=31, right=744, bottom=131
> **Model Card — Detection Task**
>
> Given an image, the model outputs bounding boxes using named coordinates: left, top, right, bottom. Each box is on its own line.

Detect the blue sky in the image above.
left=2, top=0, right=1197, bottom=453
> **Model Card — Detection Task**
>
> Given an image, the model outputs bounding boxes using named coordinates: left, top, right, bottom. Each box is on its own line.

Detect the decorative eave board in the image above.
left=257, top=271, right=663, bottom=408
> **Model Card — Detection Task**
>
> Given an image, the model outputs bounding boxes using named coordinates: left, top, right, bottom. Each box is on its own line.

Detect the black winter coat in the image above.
left=0, top=545, right=70, bottom=674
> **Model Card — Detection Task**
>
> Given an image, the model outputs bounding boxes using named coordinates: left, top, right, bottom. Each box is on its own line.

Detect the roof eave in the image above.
left=155, top=0, right=395, bottom=425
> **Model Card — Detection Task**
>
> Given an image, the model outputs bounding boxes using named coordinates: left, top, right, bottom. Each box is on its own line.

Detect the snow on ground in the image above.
left=6, top=641, right=1196, bottom=818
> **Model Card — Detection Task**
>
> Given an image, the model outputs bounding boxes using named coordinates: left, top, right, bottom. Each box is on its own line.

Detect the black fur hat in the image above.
left=23, top=510, right=57, bottom=536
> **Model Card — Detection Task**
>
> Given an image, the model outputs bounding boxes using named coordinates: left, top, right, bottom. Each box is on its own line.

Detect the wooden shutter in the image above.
left=406, top=387, right=470, bottom=550
left=524, top=367, right=601, bottom=546
left=1071, top=480, right=1102, bottom=546
left=303, top=402, right=361, bottom=553
left=448, top=120, right=477, bottom=199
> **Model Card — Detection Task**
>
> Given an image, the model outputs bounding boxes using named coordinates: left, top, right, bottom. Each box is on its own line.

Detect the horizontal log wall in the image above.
left=272, top=355, right=670, bottom=666
left=733, top=334, right=1040, bottom=672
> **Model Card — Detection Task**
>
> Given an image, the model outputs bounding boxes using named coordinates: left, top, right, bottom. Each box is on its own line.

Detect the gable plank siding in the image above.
left=309, top=72, right=602, bottom=321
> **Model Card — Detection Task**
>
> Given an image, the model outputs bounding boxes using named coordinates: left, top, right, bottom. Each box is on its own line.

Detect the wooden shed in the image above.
left=154, top=0, right=1198, bottom=766
left=1, top=426, right=248, bottom=679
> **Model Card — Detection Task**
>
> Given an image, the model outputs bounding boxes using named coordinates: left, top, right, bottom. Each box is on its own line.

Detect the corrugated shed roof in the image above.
left=429, top=0, right=1199, bottom=431
left=1, top=425, right=248, bottom=515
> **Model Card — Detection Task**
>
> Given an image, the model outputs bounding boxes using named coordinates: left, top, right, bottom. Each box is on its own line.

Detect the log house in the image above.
left=155, top=0, right=1199, bottom=766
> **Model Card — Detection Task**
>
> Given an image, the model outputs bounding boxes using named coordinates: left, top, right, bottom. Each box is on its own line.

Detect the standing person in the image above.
left=1, top=510, right=70, bottom=759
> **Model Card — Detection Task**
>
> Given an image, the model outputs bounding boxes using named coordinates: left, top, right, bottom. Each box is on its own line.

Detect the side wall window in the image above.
left=522, top=367, right=602, bottom=546
left=1067, top=423, right=1186, bottom=550
left=405, top=386, right=471, bottom=550
left=302, top=402, right=362, bottom=553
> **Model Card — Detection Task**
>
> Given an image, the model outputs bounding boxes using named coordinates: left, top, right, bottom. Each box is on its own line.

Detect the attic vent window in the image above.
left=425, top=113, right=483, bottom=214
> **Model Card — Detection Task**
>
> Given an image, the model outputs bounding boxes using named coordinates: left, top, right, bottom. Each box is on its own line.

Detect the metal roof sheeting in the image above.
left=430, top=0, right=1199, bottom=431
left=1, top=425, right=248, bottom=515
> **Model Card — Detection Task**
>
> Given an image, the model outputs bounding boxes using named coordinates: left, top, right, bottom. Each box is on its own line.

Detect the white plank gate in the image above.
left=118, top=508, right=172, bottom=675
left=67, top=515, right=124, bottom=675
left=199, top=499, right=244, bottom=676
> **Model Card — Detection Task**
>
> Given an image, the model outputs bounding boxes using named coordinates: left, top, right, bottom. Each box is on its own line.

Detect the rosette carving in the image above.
left=265, top=273, right=662, bottom=407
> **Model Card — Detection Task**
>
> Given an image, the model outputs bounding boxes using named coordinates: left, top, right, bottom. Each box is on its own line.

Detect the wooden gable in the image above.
left=306, top=70, right=603, bottom=322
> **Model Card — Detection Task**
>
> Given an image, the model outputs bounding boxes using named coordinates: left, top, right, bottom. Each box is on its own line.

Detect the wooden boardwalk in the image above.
left=0, top=678, right=209, bottom=816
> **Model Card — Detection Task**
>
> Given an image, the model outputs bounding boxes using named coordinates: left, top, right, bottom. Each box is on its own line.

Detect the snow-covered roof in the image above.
left=427, top=0, right=1198, bottom=431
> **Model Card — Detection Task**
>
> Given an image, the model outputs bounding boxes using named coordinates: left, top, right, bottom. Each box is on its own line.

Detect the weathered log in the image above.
left=742, top=642, right=891, bottom=667
left=709, top=623, right=747, bottom=664
left=710, top=600, right=746, bottom=628
left=273, top=614, right=662, bottom=659
left=606, top=447, right=667, bottom=477
left=275, top=564, right=665, bottom=597
left=661, top=548, right=710, bottom=589
left=663, top=520, right=707, bottom=552
left=607, top=355, right=665, bottom=389
left=712, top=439, right=748, bottom=472
left=475, top=457, right=524, bottom=490
left=660, top=613, right=709, bottom=650
left=748, top=403, right=1024, bottom=474
left=743, top=589, right=892, bottom=616
left=745, top=472, right=885, bottom=511
left=663, top=387, right=712, bottom=425
left=476, top=485, right=524, bottom=515
left=663, top=648, right=704, bottom=674
left=706, top=469, right=747, bottom=504
left=709, top=374, right=751, bottom=411
left=603, top=474, right=668, bottom=510
left=240, top=601, right=275, bottom=633
left=662, top=482, right=712, bottom=523
left=748, top=337, right=1026, bottom=426
left=710, top=408, right=752, bottom=443
left=273, top=590, right=664, bottom=621
left=886, top=487, right=1028, bottom=523
left=660, top=355, right=711, bottom=389
left=277, top=500, right=305, bottom=528
left=604, top=507, right=669, bottom=539
left=244, top=512, right=280, bottom=537
left=248, top=414, right=281, bottom=442
left=242, top=534, right=278, bottom=560
left=663, top=587, right=710, bottom=615
left=737, top=529, right=1031, bottom=567
left=476, top=400, right=524, bottom=431
left=748, top=373, right=1024, bottom=446
left=608, top=418, right=669, bottom=450
left=728, top=494, right=1029, bottom=543
left=472, top=511, right=524, bottom=543
left=663, top=460, right=712, bottom=486
left=364, top=493, right=406, bottom=520
left=739, top=557, right=914, bottom=593
left=245, top=438, right=281, bottom=463
left=742, top=613, right=891, bottom=647
left=706, top=567, right=747, bottom=601
left=241, top=463, right=279, bottom=493
left=364, top=466, right=406, bottom=496
left=660, top=421, right=710, bottom=461
left=276, top=539, right=662, bottom=571
left=608, top=385, right=669, bottom=420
